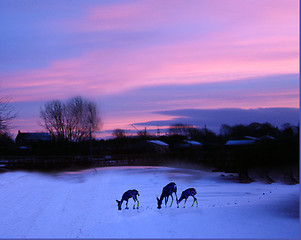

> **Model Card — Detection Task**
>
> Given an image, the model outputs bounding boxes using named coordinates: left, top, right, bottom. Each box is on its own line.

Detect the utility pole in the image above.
left=131, top=124, right=139, bottom=133
left=131, top=124, right=147, bottom=137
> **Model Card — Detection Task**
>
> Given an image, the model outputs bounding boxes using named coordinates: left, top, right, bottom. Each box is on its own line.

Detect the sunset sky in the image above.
left=0, top=0, right=299, bottom=138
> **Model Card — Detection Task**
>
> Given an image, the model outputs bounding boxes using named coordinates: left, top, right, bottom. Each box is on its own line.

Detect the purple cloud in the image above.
left=134, top=108, right=299, bottom=133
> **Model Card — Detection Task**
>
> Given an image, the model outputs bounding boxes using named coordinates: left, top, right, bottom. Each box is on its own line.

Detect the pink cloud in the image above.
left=1, top=0, right=298, bottom=135
left=62, top=0, right=298, bottom=35
left=4, top=0, right=297, bottom=97
left=2, top=30, right=297, bottom=103
left=142, top=89, right=299, bottom=110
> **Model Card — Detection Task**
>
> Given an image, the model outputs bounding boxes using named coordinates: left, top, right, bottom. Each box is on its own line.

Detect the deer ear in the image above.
left=116, top=200, right=118, bottom=203
left=156, top=197, right=159, bottom=201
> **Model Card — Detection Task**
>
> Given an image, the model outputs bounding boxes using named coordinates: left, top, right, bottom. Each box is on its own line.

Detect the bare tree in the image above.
left=0, top=97, right=16, bottom=135
left=220, top=124, right=231, bottom=137
left=40, top=100, right=66, bottom=139
left=168, top=123, right=193, bottom=136
left=40, top=96, right=101, bottom=141
left=112, top=129, right=126, bottom=138
left=137, top=127, right=149, bottom=137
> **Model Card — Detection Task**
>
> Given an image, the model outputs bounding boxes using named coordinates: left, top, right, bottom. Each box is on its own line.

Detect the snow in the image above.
left=147, top=140, right=169, bottom=146
left=0, top=166, right=299, bottom=238
left=225, top=139, right=256, bottom=145
left=184, top=140, right=203, bottom=145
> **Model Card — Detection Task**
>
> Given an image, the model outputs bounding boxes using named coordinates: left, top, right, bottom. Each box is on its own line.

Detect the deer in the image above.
left=116, top=189, right=139, bottom=210
left=177, top=188, right=198, bottom=208
left=157, top=182, right=178, bottom=209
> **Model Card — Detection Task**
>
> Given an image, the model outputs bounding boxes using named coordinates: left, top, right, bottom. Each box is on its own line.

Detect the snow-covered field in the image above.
left=0, top=166, right=299, bottom=238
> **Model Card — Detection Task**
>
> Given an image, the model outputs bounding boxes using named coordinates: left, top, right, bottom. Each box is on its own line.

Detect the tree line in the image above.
left=0, top=96, right=299, bottom=184
left=113, top=121, right=298, bottom=144
left=109, top=121, right=299, bottom=183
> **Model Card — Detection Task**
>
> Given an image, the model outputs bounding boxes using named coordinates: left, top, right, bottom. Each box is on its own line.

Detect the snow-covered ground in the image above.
left=0, top=166, right=299, bottom=238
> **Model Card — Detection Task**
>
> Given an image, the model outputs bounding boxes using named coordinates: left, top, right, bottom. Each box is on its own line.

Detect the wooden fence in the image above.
left=0, top=154, right=162, bottom=170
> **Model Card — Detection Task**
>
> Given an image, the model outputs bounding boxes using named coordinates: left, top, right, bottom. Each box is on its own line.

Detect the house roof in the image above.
left=244, top=136, right=259, bottom=140
left=184, top=140, right=203, bottom=146
left=244, top=135, right=275, bottom=141
left=226, top=135, right=276, bottom=146
left=147, top=140, right=169, bottom=146
left=16, top=131, right=51, bottom=141
left=260, top=135, right=275, bottom=140
left=225, top=139, right=256, bottom=146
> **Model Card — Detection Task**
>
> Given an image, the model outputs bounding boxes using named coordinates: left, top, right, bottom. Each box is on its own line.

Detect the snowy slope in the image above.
left=0, top=166, right=299, bottom=238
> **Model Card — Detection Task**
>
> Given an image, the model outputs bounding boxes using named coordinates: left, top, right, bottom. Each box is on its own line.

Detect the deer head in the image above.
left=157, top=197, right=162, bottom=209
left=116, top=200, right=122, bottom=210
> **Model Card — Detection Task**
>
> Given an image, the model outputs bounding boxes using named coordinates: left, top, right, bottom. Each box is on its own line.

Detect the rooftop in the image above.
left=225, top=139, right=256, bottom=146
left=147, top=140, right=169, bottom=146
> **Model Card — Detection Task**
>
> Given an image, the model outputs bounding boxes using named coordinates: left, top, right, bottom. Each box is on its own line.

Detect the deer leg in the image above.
left=192, top=197, right=198, bottom=207
left=133, top=196, right=139, bottom=209
left=191, top=197, right=195, bottom=207
left=165, top=196, right=168, bottom=207
left=183, top=198, right=187, bottom=208
left=125, top=200, right=129, bottom=209
left=169, top=195, right=174, bottom=207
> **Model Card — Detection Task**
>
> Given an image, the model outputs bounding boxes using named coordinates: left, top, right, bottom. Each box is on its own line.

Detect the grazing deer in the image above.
left=177, top=188, right=198, bottom=208
left=157, top=182, right=178, bottom=209
left=116, top=189, right=139, bottom=210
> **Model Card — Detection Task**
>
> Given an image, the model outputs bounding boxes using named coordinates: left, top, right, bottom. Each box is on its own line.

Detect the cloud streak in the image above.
left=97, top=73, right=298, bottom=134
left=2, top=35, right=297, bottom=103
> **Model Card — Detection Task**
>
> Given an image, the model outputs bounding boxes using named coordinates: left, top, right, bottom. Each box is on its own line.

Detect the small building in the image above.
left=225, top=135, right=275, bottom=146
left=15, top=130, right=52, bottom=148
left=171, top=139, right=203, bottom=151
